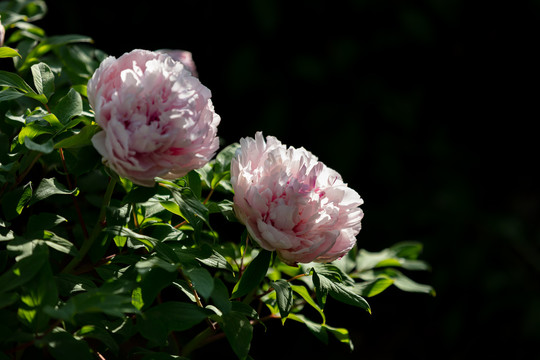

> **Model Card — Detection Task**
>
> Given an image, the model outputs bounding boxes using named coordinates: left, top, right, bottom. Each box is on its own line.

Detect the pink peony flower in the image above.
left=231, top=132, right=364, bottom=265
left=156, top=49, right=198, bottom=77
left=88, top=49, right=220, bottom=186
left=0, top=18, right=5, bottom=47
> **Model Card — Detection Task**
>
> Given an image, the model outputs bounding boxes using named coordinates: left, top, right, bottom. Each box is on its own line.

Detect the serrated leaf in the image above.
left=30, top=62, right=54, bottom=99
left=271, top=279, right=293, bottom=319
left=231, top=250, right=272, bottom=298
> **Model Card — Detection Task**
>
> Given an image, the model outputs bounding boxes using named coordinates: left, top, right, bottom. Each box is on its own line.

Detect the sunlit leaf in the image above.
left=30, top=62, right=54, bottom=99
left=0, top=47, right=22, bottom=58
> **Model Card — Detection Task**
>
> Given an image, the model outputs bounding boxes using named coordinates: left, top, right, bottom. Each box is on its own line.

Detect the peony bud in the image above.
left=87, top=49, right=220, bottom=186
left=231, top=132, right=364, bottom=265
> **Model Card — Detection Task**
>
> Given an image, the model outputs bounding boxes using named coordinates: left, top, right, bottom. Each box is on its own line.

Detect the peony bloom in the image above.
left=231, top=132, right=364, bottom=265
left=0, top=18, right=5, bottom=47
left=88, top=49, right=220, bottom=186
left=156, top=49, right=198, bottom=77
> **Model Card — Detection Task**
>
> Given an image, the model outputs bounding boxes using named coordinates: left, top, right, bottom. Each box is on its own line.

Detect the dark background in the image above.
left=38, top=0, right=540, bottom=358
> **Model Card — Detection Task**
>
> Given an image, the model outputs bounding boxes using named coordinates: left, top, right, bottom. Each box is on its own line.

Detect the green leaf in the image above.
left=324, top=324, right=354, bottom=351
left=0, top=292, right=19, bottom=309
left=53, top=88, right=83, bottom=124
left=24, top=136, right=54, bottom=154
left=44, top=34, right=93, bottom=46
left=29, top=177, right=76, bottom=206
left=45, top=288, right=137, bottom=321
left=390, top=241, right=424, bottom=259
left=222, top=312, right=253, bottom=360
left=42, top=328, right=93, bottom=360
left=187, top=170, right=202, bottom=199
left=17, top=261, right=58, bottom=331
left=0, top=70, right=47, bottom=103
left=168, top=186, right=210, bottom=227
left=136, top=266, right=178, bottom=309
left=55, top=273, right=97, bottom=296
left=287, top=313, right=328, bottom=344
left=231, top=302, right=259, bottom=320
left=30, top=62, right=54, bottom=99
left=27, top=213, right=67, bottom=233
left=185, top=266, right=214, bottom=301
left=356, top=278, right=395, bottom=297
left=75, top=325, right=119, bottom=355
left=0, top=69, right=35, bottom=93
left=211, top=278, right=232, bottom=314
left=291, top=284, right=325, bottom=324
left=214, top=143, right=240, bottom=174
left=1, top=181, right=32, bottom=220
left=271, top=279, right=293, bottom=319
left=0, top=89, right=25, bottom=101
left=138, top=351, right=189, bottom=360
left=41, top=231, right=79, bottom=256
left=18, top=122, right=55, bottom=144
left=0, top=47, right=22, bottom=58
left=313, top=268, right=371, bottom=313
left=231, top=250, right=272, bottom=298
left=390, top=270, right=436, bottom=296
left=0, top=244, right=47, bottom=294
left=138, top=302, right=211, bottom=346
left=54, top=124, right=100, bottom=149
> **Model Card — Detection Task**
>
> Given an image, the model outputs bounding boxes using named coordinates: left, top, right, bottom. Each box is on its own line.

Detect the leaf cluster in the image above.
left=0, top=1, right=434, bottom=359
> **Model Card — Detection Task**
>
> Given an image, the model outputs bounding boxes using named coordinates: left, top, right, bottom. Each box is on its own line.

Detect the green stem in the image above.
left=62, top=177, right=117, bottom=273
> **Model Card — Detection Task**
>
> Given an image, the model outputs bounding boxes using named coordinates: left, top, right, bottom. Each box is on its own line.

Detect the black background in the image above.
left=37, top=0, right=540, bottom=358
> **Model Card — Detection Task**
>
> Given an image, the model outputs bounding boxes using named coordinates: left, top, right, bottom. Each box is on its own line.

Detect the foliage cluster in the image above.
left=0, top=1, right=433, bottom=359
